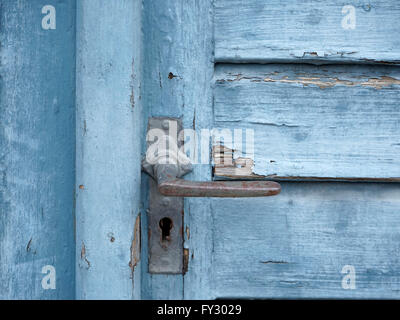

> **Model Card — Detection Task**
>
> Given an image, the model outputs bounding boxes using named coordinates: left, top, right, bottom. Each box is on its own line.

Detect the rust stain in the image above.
left=79, top=185, right=84, bottom=190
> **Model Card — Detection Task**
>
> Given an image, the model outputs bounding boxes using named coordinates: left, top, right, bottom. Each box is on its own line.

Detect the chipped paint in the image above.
left=218, top=73, right=400, bottom=90
left=185, top=226, right=190, bottom=240
left=263, top=75, right=354, bottom=89
left=213, top=145, right=259, bottom=177
left=183, top=248, right=190, bottom=275
left=80, top=243, right=91, bottom=269
left=361, top=76, right=400, bottom=89
left=129, top=214, right=141, bottom=276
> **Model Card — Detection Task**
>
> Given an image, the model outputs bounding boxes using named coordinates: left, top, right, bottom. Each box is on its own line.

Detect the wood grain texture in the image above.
left=76, top=0, right=142, bottom=299
left=141, top=0, right=215, bottom=299
left=210, top=182, right=400, bottom=299
left=215, top=0, right=400, bottom=64
left=214, top=64, right=400, bottom=180
left=0, top=1, right=76, bottom=299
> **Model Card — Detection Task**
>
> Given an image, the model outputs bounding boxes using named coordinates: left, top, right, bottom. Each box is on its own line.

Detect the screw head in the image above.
left=162, top=198, right=171, bottom=207
left=162, top=120, right=170, bottom=130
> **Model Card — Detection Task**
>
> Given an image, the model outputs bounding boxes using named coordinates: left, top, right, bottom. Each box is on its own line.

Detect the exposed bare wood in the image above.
left=213, top=145, right=257, bottom=177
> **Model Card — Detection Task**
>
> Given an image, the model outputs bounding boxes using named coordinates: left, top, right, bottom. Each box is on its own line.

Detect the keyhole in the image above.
left=159, top=217, right=173, bottom=242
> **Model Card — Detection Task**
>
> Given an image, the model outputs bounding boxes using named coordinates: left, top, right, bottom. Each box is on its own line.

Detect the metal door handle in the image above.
left=159, top=178, right=280, bottom=197
left=144, top=163, right=281, bottom=198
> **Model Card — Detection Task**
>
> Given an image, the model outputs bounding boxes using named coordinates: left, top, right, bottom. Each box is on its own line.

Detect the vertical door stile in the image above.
left=75, top=0, right=143, bottom=299
left=141, top=0, right=215, bottom=299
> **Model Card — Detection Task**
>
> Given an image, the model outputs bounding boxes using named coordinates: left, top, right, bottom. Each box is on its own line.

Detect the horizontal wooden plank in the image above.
left=213, top=64, right=400, bottom=180
left=215, top=0, right=400, bottom=64
left=210, top=182, right=400, bottom=299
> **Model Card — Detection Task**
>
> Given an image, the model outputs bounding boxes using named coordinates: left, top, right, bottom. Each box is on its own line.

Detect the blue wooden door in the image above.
left=141, top=0, right=400, bottom=299
left=1, top=0, right=399, bottom=300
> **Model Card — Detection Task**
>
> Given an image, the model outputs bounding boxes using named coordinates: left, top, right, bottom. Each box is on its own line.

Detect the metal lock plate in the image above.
left=145, top=118, right=184, bottom=274
left=148, top=179, right=183, bottom=274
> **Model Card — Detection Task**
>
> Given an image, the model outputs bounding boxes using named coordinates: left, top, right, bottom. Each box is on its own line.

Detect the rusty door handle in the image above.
left=144, top=163, right=281, bottom=198
left=158, top=178, right=281, bottom=197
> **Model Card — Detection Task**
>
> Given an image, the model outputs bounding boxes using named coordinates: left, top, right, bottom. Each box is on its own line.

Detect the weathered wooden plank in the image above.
left=215, top=0, right=400, bottom=64
left=0, top=1, right=76, bottom=299
left=214, top=64, right=400, bottom=180
left=76, top=0, right=142, bottom=299
left=211, top=182, right=400, bottom=299
left=142, top=0, right=215, bottom=299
